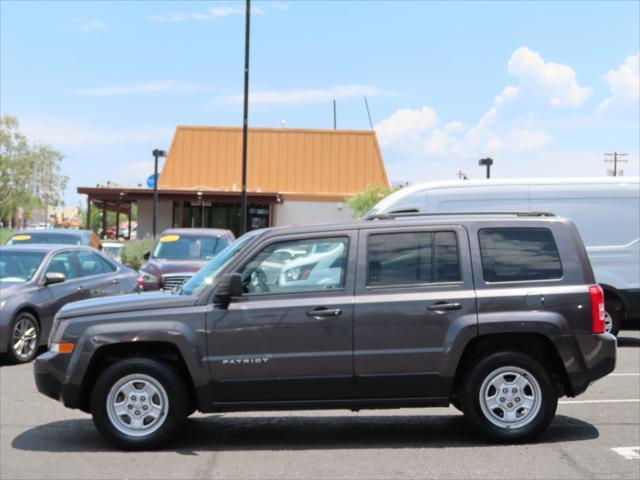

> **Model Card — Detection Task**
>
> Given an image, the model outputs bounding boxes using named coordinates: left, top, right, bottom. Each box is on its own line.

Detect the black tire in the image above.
left=460, top=351, right=557, bottom=443
left=90, top=358, right=189, bottom=450
left=8, top=312, right=40, bottom=363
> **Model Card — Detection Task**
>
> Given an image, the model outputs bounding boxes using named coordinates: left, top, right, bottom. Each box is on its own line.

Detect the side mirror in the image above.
left=44, top=272, right=65, bottom=286
left=215, top=273, right=243, bottom=304
left=143, top=251, right=151, bottom=260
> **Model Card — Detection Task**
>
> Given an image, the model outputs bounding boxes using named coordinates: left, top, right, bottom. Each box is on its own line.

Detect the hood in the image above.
left=58, top=291, right=198, bottom=319
left=141, top=258, right=209, bottom=276
left=0, top=282, right=29, bottom=296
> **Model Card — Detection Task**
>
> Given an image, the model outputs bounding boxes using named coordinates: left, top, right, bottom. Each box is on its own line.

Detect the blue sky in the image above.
left=1, top=0, right=638, bottom=206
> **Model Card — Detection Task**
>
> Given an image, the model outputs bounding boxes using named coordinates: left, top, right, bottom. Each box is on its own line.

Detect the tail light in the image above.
left=135, top=277, right=145, bottom=287
left=589, top=285, right=605, bottom=334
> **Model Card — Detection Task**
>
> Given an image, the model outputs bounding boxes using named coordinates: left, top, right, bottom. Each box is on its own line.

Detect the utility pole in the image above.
left=239, top=0, right=251, bottom=235
left=333, top=99, right=337, bottom=130
left=151, top=149, right=166, bottom=238
left=604, top=152, right=627, bottom=176
left=456, top=169, right=468, bottom=180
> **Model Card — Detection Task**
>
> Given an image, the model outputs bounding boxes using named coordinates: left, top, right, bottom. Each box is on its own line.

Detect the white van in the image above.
left=368, top=177, right=640, bottom=335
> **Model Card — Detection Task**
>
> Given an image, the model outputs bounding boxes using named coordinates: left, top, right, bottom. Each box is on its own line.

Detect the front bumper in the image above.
left=34, top=351, right=83, bottom=409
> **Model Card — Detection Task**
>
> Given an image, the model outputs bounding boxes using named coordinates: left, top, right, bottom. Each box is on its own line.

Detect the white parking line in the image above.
left=558, top=399, right=640, bottom=404
left=609, top=373, right=640, bottom=376
left=611, top=447, right=640, bottom=460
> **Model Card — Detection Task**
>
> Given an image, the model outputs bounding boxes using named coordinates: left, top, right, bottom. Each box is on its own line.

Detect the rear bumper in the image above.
left=34, top=351, right=83, bottom=409
left=568, top=333, right=617, bottom=396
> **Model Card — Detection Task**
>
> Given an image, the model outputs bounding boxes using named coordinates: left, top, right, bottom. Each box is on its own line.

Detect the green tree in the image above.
left=346, top=184, right=399, bottom=219
left=0, top=115, right=68, bottom=226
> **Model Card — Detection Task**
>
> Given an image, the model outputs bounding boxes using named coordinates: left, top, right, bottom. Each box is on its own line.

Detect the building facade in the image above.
left=79, top=126, right=389, bottom=238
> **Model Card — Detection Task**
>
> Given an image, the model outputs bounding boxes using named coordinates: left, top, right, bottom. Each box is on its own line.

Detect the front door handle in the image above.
left=306, top=307, right=342, bottom=318
left=111, top=278, right=120, bottom=284
left=427, top=302, right=462, bottom=312
left=77, top=286, right=87, bottom=293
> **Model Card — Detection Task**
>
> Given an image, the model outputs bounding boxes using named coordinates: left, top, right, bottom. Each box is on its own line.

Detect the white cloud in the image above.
left=149, top=5, right=267, bottom=22
left=269, top=2, right=290, bottom=11
left=20, top=120, right=172, bottom=147
left=76, top=80, right=220, bottom=96
left=376, top=106, right=438, bottom=146
left=77, top=20, right=107, bottom=32
left=597, top=53, right=640, bottom=112
left=374, top=46, right=598, bottom=163
left=507, top=47, right=592, bottom=107
left=220, top=85, right=384, bottom=105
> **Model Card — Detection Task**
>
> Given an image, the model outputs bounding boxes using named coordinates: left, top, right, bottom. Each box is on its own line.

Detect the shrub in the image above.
left=346, top=184, right=400, bottom=219
left=120, top=235, right=156, bottom=271
left=0, top=228, right=14, bottom=245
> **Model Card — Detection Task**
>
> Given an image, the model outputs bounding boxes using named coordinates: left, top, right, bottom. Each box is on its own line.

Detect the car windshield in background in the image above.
left=7, top=233, right=80, bottom=245
left=0, top=251, right=45, bottom=283
left=179, top=231, right=259, bottom=296
left=102, top=245, right=124, bottom=256
left=153, top=235, right=226, bottom=260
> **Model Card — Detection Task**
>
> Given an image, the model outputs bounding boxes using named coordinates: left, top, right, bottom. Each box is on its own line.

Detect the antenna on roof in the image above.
left=364, top=96, right=374, bottom=130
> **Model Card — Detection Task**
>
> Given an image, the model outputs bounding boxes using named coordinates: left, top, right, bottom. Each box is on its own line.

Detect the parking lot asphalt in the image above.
left=1, top=331, right=639, bottom=480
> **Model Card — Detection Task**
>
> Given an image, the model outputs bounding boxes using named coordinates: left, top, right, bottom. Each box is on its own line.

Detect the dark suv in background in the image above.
left=138, top=228, right=234, bottom=291
left=35, top=213, right=616, bottom=449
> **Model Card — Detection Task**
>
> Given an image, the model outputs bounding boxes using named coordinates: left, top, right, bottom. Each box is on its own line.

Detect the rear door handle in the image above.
left=306, top=308, right=343, bottom=318
left=111, top=278, right=120, bottom=284
left=77, top=286, right=87, bottom=293
left=427, top=302, right=462, bottom=312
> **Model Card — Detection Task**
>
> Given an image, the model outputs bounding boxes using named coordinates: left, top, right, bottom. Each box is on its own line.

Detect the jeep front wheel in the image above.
left=90, top=358, right=188, bottom=450
left=460, top=351, right=557, bottom=442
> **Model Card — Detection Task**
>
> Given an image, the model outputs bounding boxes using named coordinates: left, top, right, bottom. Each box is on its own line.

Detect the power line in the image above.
left=604, top=152, right=628, bottom=176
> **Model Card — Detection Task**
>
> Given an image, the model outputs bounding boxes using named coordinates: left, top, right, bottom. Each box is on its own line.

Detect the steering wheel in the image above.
left=250, top=269, right=270, bottom=293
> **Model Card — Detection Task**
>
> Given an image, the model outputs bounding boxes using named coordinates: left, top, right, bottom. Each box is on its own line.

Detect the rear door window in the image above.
left=75, top=251, right=108, bottom=277
left=367, top=231, right=461, bottom=286
left=478, top=228, right=562, bottom=282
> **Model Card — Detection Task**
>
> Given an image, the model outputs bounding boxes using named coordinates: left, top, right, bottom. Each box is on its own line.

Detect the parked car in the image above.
left=367, top=176, right=640, bottom=335
left=6, top=228, right=102, bottom=250
left=138, top=228, right=234, bottom=291
left=35, top=212, right=615, bottom=449
left=101, top=241, right=125, bottom=262
left=0, top=244, right=139, bottom=363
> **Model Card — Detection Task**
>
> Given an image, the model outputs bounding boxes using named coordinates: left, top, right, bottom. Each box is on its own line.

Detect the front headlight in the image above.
left=0, top=300, right=6, bottom=310
left=139, top=271, right=159, bottom=284
left=284, top=267, right=301, bottom=282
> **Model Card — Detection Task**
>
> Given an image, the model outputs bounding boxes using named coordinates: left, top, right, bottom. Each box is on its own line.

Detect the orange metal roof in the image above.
left=158, top=126, right=389, bottom=197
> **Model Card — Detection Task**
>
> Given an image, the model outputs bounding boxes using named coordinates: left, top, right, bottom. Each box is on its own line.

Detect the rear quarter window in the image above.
left=478, top=227, right=562, bottom=282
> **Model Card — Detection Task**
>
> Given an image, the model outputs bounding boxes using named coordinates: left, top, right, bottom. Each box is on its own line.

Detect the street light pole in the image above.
left=239, top=0, right=251, bottom=235
left=478, top=157, right=494, bottom=179
left=152, top=149, right=166, bottom=238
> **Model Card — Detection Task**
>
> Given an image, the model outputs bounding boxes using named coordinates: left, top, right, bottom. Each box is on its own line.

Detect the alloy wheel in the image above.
left=12, top=317, right=38, bottom=361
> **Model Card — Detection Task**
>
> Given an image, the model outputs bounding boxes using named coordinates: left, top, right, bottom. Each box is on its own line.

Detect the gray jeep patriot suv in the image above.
left=34, top=213, right=616, bottom=449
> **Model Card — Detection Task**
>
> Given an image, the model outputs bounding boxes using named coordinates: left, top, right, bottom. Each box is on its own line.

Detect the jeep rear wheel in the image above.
left=90, top=358, right=188, bottom=450
left=460, top=351, right=557, bottom=442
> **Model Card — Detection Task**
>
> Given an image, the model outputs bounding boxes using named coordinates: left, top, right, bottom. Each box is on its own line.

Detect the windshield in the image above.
left=153, top=234, right=228, bottom=260
left=7, top=233, right=81, bottom=245
left=179, top=231, right=260, bottom=296
left=103, top=245, right=124, bottom=256
left=0, top=251, right=45, bottom=283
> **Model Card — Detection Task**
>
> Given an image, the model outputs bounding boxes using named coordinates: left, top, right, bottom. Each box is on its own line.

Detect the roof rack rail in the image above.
left=367, top=211, right=556, bottom=220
